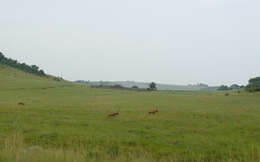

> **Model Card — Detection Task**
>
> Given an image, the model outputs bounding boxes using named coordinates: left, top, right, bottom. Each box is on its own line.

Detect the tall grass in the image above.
left=1, top=134, right=260, bottom=162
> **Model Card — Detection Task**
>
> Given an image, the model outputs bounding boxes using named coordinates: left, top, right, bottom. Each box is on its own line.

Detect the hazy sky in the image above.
left=1, top=0, right=260, bottom=85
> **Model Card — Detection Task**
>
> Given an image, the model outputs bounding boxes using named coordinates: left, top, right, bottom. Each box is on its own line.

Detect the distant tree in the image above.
left=197, top=83, right=209, bottom=88
left=39, top=70, right=45, bottom=76
left=230, top=84, right=240, bottom=90
left=132, top=85, right=139, bottom=89
left=249, top=77, right=260, bottom=85
left=217, top=85, right=231, bottom=91
left=0, top=52, right=4, bottom=60
left=149, top=82, right=157, bottom=91
left=246, top=77, right=260, bottom=92
left=31, top=65, right=39, bottom=71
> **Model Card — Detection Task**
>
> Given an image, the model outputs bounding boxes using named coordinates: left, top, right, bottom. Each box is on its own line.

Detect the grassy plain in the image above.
left=1, top=65, right=260, bottom=161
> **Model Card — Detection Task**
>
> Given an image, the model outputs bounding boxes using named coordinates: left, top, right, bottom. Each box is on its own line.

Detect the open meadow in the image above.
left=1, top=65, right=260, bottom=161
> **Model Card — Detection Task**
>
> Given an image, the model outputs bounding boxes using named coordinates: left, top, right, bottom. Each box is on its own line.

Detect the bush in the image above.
left=225, top=93, right=230, bottom=96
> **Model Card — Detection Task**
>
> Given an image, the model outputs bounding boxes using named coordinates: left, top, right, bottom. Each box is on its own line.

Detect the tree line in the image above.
left=0, top=52, right=46, bottom=76
left=217, top=77, right=260, bottom=93
left=217, top=84, right=243, bottom=91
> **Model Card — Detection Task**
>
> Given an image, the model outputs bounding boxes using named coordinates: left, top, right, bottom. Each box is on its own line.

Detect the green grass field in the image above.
left=1, top=65, right=260, bottom=162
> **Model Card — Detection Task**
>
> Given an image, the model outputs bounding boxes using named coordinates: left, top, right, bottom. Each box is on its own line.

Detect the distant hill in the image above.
left=76, top=80, right=218, bottom=91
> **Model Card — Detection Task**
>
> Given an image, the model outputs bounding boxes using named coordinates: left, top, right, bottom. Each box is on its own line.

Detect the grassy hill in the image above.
left=1, top=65, right=260, bottom=161
left=0, top=64, right=68, bottom=90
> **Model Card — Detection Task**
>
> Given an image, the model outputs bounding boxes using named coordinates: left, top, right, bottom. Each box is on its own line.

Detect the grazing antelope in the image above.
left=149, top=109, right=158, bottom=114
left=18, top=102, right=25, bottom=106
left=108, top=112, right=119, bottom=117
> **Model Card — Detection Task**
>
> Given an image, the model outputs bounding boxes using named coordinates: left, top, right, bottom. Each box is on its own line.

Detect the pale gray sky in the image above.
left=1, top=0, right=259, bottom=85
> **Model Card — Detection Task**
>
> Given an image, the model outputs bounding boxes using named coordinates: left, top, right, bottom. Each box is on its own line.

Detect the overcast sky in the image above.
left=1, top=0, right=259, bottom=85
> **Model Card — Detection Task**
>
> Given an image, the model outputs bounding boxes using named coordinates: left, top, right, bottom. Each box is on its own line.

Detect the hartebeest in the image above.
left=149, top=109, right=158, bottom=114
left=108, top=112, right=119, bottom=117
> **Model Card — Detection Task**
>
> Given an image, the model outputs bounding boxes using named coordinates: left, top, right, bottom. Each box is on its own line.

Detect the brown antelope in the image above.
left=149, top=109, right=158, bottom=114
left=18, top=102, right=25, bottom=106
left=108, top=112, right=119, bottom=117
